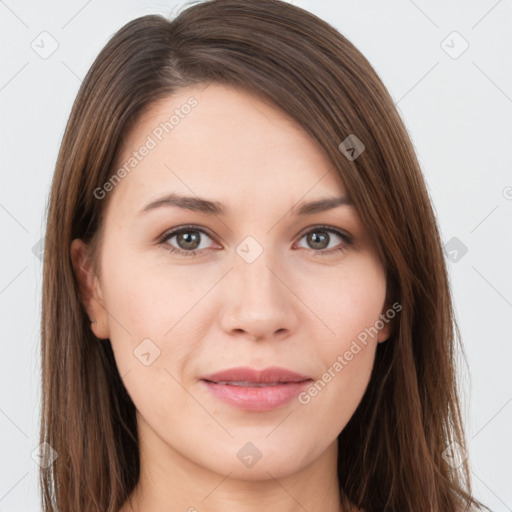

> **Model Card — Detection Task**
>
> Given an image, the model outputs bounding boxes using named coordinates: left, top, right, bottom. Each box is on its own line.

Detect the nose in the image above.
left=218, top=244, right=298, bottom=342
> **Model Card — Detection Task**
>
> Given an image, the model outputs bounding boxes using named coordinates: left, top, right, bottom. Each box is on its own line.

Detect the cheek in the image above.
left=100, top=257, right=201, bottom=434
left=97, top=244, right=188, bottom=374
left=296, top=255, right=385, bottom=427
left=98, top=243, right=215, bottom=395
left=297, top=321, right=378, bottom=442
left=100, top=242, right=197, bottom=335
left=305, top=252, right=387, bottom=346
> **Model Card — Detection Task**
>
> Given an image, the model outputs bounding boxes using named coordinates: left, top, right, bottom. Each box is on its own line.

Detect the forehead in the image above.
left=108, top=82, right=348, bottom=216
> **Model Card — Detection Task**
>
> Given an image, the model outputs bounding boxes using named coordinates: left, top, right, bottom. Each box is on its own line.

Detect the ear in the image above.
left=70, top=238, right=110, bottom=339
left=376, top=303, right=394, bottom=344
left=377, top=318, right=391, bottom=344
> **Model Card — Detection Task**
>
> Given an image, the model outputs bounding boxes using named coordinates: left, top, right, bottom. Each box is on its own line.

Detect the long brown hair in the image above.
left=40, top=1, right=489, bottom=510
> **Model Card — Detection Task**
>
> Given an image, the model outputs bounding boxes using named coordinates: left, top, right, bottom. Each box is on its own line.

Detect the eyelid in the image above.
left=295, top=224, right=352, bottom=244
left=157, top=223, right=352, bottom=255
left=157, top=224, right=218, bottom=247
left=158, top=224, right=352, bottom=242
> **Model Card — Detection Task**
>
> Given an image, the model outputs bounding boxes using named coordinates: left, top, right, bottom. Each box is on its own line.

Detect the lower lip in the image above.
left=201, top=380, right=311, bottom=411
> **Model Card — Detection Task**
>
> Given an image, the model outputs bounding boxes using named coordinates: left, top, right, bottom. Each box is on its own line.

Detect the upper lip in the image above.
left=201, top=366, right=312, bottom=384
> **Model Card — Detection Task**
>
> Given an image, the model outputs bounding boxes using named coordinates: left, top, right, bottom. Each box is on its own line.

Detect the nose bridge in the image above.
left=219, top=234, right=295, bottom=339
left=234, top=234, right=284, bottom=302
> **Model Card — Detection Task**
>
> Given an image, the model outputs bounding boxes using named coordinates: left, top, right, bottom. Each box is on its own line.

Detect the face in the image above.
left=72, top=82, right=390, bottom=482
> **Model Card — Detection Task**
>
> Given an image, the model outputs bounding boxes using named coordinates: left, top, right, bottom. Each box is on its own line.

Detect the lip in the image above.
left=200, top=366, right=313, bottom=411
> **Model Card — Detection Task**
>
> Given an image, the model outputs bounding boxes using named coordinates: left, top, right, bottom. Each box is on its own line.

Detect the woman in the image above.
left=39, top=1, right=489, bottom=510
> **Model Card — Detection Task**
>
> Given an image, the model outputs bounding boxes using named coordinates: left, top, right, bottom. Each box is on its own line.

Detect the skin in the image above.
left=71, top=82, right=389, bottom=512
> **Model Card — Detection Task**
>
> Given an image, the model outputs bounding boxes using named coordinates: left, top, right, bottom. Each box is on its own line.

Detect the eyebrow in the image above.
left=138, top=192, right=353, bottom=217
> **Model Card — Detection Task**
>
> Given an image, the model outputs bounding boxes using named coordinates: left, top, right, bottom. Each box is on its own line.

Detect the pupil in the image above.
left=178, top=231, right=200, bottom=250
left=309, top=231, right=328, bottom=249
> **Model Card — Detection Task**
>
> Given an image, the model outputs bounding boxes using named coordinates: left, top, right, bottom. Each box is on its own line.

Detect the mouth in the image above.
left=200, top=366, right=313, bottom=411
left=205, top=380, right=299, bottom=387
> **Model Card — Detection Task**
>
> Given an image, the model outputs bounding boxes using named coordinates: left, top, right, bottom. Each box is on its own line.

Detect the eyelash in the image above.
left=157, top=224, right=352, bottom=258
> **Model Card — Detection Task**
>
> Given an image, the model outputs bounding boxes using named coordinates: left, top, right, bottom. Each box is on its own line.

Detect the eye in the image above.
left=295, top=225, right=352, bottom=256
left=158, top=224, right=352, bottom=258
left=158, top=225, right=217, bottom=257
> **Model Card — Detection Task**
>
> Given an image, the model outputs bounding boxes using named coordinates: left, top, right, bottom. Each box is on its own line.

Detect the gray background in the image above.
left=1, top=0, right=511, bottom=510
